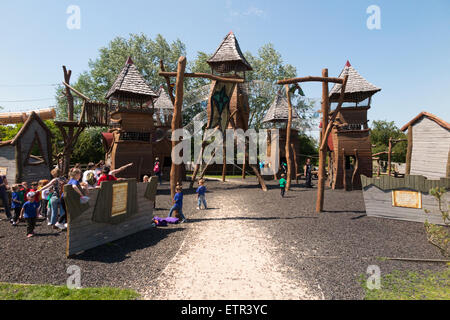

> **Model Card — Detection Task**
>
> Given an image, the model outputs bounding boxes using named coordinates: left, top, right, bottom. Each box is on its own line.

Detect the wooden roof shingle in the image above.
left=153, top=86, right=174, bottom=109
left=106, top=57, right=158, bottom=100
left=329, top=61, right=381, bottom=103
left=262, top=93, right=300, bottom=123
left=207, top=32, right=252, bottom=73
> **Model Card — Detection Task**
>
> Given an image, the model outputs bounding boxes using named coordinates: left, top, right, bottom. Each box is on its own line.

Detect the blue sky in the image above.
left=0, top=0, right=449, bottom=130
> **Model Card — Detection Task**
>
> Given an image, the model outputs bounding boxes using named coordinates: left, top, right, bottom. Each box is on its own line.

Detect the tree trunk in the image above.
left=316, top=69, right=329, bottom=213
left=170, top=56, right=186, bottom=201
left=284, top=85, right=293, bottom=191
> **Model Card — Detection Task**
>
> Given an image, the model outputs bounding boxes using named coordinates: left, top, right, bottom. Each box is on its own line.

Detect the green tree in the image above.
left=245, top=44, right=314, bottom=130
left=371, top=120, right=407, bottom=163
left=55, top=33, right=187, bottom=120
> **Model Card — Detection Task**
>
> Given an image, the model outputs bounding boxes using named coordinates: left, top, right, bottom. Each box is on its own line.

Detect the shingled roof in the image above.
left=207, top=32, right=252, bottom=73
left=154, top=86, right=174, bottom=109
left=329, top=61, right=381, bottom=103
left=262, top=93, right=300, bottom=123
left=106, top=57, right=158, bottom=100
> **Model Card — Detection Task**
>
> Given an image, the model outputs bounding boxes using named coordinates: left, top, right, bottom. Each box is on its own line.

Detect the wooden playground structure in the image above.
left=159, top=32, right=268, bottom=199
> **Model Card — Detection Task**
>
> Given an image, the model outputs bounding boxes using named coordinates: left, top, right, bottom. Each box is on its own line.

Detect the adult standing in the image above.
left=0, top=174, right=11, bottom=221
left=40, top=168, right=67, bottom=230
left=304, top=158, right=313, bottom=188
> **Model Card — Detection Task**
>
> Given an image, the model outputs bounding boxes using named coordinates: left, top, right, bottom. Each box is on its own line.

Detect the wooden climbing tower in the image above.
left=327, top=61, right=381, bottom=190
left=104, top=56, right=159, bottom=180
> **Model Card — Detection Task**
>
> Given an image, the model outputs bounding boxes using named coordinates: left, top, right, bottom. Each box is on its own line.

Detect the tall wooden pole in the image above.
left=62, top=66, right=75, bottom=175
left=222, top=129, right=227, bottom=182
left=170, top=56, right=186, bottom=200
left=284, top=85, right=293, bottom=190
left=388, top=137, right=392, bottom=177
left=405, top=126, right=413, bottom=175
left=316, top=69, right=329, bottom=213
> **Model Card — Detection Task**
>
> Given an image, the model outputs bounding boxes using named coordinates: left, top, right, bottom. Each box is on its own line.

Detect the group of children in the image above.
left=9, top=179, right=58, bottom=237
left=165, top=179, right=208, bottom=224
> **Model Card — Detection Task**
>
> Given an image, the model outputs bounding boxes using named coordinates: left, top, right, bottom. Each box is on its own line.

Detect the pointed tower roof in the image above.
left=329, top=61, right=381, bottom=103
left=207, top=32, right=252, bottom=73
left=154, top=86, right=174, bottom=109
left=262, top=93, right=300, bottom=123
left=106, top=56, right=158, bottom=101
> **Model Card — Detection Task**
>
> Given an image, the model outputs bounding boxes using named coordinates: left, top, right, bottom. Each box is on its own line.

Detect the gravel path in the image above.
left=143, top=189, right=319, bottom=300
left=0, top=179, right=445, bottom=300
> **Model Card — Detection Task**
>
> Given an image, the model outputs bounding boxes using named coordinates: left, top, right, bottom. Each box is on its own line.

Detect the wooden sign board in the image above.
left=111, top=182, right=128, bottom=217
left=392, top=190, right=422, bottom=209
left=0, top=167, right=7, bottom=176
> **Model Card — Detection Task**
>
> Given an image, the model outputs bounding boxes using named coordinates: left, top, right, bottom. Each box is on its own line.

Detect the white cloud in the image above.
left=225, top=1, right=266, bottom=21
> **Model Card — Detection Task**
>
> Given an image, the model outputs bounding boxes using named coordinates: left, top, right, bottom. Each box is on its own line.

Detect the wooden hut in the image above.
left=0, top=111, right=53, bottom=183
left=401, top=112, right=450, bottom=179
left=327, top=61, right=381, bottom=190
left=262, top=93, right=301, bottom=179
left=206, top=32, right=252, bottom=131
left=104, top=57, right=159, bottom=180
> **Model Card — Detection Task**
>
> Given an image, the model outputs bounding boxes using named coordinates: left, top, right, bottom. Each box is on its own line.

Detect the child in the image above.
left=20, top=192, right=39, bottom=237
left=68, top=168, right=88, bottom=198
left=279, top=174, right=287, bottom=198
left=196, top=179, right=207, bottom=210
left=143, top=175, right=149, bottom=183
left=38, top=179, right=49, bottom=218
left=168, top=185, right=186, bottom=223
left=30, top=182, right=40, bottom=204
left=18, top=182, right=28, bottom=204
left=11, top=185, right=22, bottom=226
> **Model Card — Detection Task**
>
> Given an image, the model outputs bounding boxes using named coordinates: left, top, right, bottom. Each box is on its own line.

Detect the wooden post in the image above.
left=291, top=143, right=299, bottom=185
left=242, top=150, right=246, bottom=179
left=222, top=130, right=227, bottom=182
left=351, top=149, right=359, bottom=190
left=405, top=125, right=413, bottom=175
left=170, top=56, right=186, bottom=201
left=388, top=137, right=392, bottom=177
left=342, top=148, right=347, bottom=191
left=284, top=85, right=293, bottom=190
left=377, top=159, right=381, bottom=177
left=315, top=69, right=329, bottom=213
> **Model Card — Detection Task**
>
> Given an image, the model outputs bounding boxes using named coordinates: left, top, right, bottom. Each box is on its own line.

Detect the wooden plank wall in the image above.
left=0, top=145, right=16, bottom=183
left=363, top=185, right=448, bottom=225
left=19, top=120, right=52, bottom=183
left=410, top=117, right=450, bottom=179
left=66, top=181, right=155, bottom=257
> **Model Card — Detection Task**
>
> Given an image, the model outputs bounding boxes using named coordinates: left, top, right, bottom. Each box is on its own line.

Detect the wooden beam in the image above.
left=159, top=60, right=176, bottom=105
left=319, top=75, right=349, bottom=152
left=316, top=69, right=329, bottom=213
left=62, top=81, right=90, bottom=102
left=170, top=56, right=187, bottom=201
left=158, top=71, right=245, bottom=83
left=285, top=84, right=293, bottom=191
left=277, top=76, right=344, bottom=85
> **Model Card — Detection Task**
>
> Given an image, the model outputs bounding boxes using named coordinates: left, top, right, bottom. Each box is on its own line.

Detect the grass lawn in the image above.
left=0, top=283, right=140, bottom=300
left=362, top=268, right=450, bottom=300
